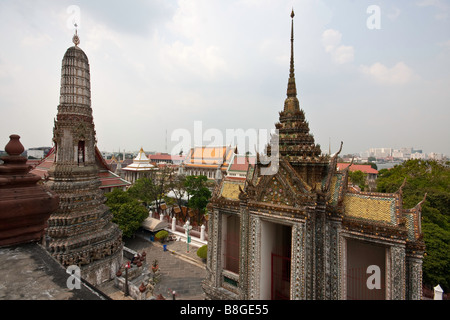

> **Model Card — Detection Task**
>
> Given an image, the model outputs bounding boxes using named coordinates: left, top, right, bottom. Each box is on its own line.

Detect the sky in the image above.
left=0, top=0, right=449, bottom=157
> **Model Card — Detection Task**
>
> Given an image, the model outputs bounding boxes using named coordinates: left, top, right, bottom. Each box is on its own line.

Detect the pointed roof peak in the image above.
left=284, top=8, right=299, bottom=112
left=72, top=23, right=80, bottom=46
left=288, top=8, right=296, bottom=92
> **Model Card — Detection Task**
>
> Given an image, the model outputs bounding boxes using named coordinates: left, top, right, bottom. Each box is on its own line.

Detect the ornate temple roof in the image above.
left=208, top=10, right=425, bottom=248
left=122, top=148, right=156, bottom=172
left=323, top=161, right=424, bottom=243
left=205, top=10, right=426, bottom=302
left=184, top=146, right=234, bottom=171
left=30, top=146, right=131, bottom=189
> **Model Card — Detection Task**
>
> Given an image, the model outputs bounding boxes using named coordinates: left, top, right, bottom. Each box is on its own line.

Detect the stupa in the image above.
left=44, top=29, right=123, bottom=286
left=122, top=148, right=156, bottom=183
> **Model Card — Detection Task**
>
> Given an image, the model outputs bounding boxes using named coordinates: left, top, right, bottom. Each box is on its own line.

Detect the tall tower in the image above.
left=45, top=29, right=123, bottom=286
left=275, top=9, right=329, bottom=186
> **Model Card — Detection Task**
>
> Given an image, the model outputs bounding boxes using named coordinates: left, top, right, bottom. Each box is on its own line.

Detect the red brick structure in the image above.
left=0, top=134, right=59, bottom=247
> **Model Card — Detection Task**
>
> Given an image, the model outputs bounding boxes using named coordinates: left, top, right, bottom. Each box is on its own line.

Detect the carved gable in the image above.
left=247, top=158, right=314, bottom=207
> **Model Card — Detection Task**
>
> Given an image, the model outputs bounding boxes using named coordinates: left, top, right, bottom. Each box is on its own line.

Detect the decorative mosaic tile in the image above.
left=343, top=193, right=396, bottom=224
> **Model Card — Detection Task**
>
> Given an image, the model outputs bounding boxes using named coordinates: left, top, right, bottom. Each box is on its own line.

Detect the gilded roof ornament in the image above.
left=287, top=8, right=297, bottom=99
left=72, top=23, right=80, bottom=46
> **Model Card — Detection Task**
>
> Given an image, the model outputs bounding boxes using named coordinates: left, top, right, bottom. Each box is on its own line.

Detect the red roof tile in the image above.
left=336, top=163, right=378, bottom=174
left=29, top=147, right=131, bottom=189
left=229, top=155, right=256, bottom=172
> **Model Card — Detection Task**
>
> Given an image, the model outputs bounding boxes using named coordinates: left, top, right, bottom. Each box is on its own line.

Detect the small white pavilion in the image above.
left=122, top=148, right=157, bottom=183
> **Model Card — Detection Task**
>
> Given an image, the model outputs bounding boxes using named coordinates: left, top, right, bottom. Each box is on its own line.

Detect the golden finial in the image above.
left=72, top=23, right=80, bottom=46
left=287, top=7, right=297, bottom=98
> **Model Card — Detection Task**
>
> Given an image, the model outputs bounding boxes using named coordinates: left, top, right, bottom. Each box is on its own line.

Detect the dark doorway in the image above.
left=223, top=214, right=240, bottom=274
left=271, top=224, right=291, bottom=300
left=346, top=239, right=386, bottom=300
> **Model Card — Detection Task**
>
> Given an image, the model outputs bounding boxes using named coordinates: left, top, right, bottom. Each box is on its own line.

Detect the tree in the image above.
left=105, top=188, right=149, bottom=238
left=128, top=166, right=176, bottom=214
left=376, top=159, right=450, bottom=292
left=185, top=175, right=212, bottom=225
left=127, top=177, right=154, bottom=207
left=168, top=174, right=189, bottom=219
left=348, top=170, right=367, bottom=191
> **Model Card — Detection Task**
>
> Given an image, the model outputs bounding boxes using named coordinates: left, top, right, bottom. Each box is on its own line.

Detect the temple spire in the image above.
left=283, top=8, right=299, bottom=113
left=72, top=23, right=80, bottom=46
left=287, top=8, right=297, bottom=98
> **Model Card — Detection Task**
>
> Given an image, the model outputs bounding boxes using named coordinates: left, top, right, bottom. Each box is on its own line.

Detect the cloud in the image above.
left=416, top=0, right=446, bottom=8
left=387, top=7, right=401, bottom=20
left=21, top=32, right=53, bottom=47
left=416, top=0, right=449, bottom=20
left=160, top=40, right=228, bottom=81
left=322, top=29, right=342, bottom=52
left=438, top=39, right=450, bottom=49
left=359, top=62, right=418, bottom=85
left=321, top=29, right=354, bottom=64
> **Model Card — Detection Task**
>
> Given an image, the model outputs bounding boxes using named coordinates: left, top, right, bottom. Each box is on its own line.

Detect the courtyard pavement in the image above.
left=99, top=231, right=207, bottom=300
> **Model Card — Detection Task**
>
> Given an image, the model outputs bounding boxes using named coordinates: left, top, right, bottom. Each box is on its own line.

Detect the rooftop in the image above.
left=0, top=242, right=106, bottom=300
left=336, top=163, right=379, bottom=174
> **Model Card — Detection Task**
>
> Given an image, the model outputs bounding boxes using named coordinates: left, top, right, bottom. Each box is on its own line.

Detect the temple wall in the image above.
left=81, top=248, right=123, bottom=286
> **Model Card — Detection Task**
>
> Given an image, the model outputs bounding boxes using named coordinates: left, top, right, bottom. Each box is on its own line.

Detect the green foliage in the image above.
left=127, top=177, right=155, bottom=206
left=196, top=245, right=208, bottom=260
left=105, top=188, right=149, bottom=238
left=376, top=159, right=450, bottom=292
left=128, top=168, right=175, bottom=213
left=185, top=175, right=212, bottom=213
left=105, top=187, right=133, bottom=206
left=184, top=175, right=212, bottom=224
left=348, top=170, right=367, bottom=191
left=155, top=230, right=169, bottom=240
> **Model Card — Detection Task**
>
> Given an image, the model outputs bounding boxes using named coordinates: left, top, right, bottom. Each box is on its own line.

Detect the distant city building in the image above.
left=27, top=147, right=51, bottom=159
left=428, top=152, right=444, bottom=161
left=368, top=148, right=393, bottom=159
left=411, top=152, right=427, bottom=160
left=27, top=148, right=44, bottom=159
left=361, top=147, right=446, bottom=162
